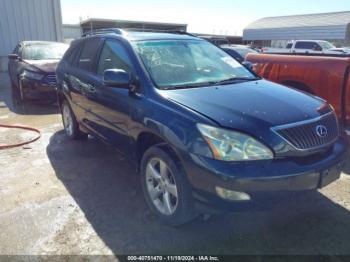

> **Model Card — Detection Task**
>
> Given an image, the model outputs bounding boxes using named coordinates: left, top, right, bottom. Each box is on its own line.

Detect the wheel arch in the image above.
left=135, top=131, right=181, bottom=171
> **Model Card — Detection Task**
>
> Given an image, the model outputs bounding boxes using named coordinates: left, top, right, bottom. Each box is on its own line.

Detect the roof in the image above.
left=79, top=28, right=200, bottom=41
left=221, top=44, right=250, bottom=48
left=246, top=11, right=350, bottom=29
left=80, top=18, right=188, bottom=33
left=81, top=18, right=187, bottom=27
left=243, top=11, right=350, bottom=41
left=123, top=32, right=199, bottom=41
left=21, top=41, right=67, bottom=46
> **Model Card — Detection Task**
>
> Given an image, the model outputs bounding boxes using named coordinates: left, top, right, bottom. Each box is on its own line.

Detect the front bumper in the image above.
left=20, top=77, right=57, bottom=101
left=179, top=136, right=348, bottom=211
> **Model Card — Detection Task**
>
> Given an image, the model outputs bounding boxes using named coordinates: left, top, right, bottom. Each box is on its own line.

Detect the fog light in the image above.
left=215, top=186, right=251, bottom=201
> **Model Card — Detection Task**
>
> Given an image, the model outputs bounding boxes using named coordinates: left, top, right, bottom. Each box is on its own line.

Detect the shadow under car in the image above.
left=47, top=130, right=350, bottom=255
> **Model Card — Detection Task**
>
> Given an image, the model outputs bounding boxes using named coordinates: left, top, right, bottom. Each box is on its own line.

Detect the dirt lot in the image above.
left=1, top=73, right=350, bottom=257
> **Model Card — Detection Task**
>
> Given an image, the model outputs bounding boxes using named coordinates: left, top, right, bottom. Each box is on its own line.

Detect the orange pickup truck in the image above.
left=246, top=53, right=350, bottom=133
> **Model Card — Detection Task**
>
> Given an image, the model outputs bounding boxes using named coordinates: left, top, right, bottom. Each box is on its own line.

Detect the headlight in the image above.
left=197, top=124, right=273, bottom=161
left=23, top=70, right=44, bottom=80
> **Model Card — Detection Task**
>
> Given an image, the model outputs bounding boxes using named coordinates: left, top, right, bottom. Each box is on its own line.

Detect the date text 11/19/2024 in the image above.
left=126, top=256, right=220, bottom=261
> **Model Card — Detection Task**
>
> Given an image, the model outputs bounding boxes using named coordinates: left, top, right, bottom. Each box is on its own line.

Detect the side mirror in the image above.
left=103, top=69, right=130, bottom=88
left=8, top=54, right=19, bottom=60
left=242, top=61, right=253, bottom=71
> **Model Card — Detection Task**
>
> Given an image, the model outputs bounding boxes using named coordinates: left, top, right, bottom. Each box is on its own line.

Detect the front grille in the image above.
left=274, top=112, right=339, bottom=150
left=43, top=74, right=57, bottom=86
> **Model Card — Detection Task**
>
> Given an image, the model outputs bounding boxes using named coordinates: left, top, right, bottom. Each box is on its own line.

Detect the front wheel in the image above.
left=61, top=100, right=88, bottom=140
left=141, top=145, right=197, bottom=226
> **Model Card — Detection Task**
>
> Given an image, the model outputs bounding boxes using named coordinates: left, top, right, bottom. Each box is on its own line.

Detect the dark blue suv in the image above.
left=56, top=29, right=348, bottom=226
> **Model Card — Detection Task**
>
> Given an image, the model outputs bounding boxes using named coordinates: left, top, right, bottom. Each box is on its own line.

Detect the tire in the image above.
left=61, top=100, right=88, bottom=140
left=140, top=145, right=197, bottom=226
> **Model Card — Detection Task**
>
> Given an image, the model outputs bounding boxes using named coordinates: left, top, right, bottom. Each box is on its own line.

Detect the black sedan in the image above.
left=8, top=41, right=68, bottom=103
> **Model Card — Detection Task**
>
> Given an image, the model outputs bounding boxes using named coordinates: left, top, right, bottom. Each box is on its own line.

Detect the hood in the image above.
left=159, top=80, right=327, bottom=132
left=329, top=48, right=350, bottom=54
left=23, top=59, right=60, bottom=73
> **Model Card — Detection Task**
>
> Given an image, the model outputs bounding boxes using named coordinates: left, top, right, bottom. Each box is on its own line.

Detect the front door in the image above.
left=83, top=39, right=135, bottom=154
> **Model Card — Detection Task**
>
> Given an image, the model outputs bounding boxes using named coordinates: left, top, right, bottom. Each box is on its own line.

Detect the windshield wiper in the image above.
left=161, top=82, right=213, bottom=90
left=212, top=77, right=260, bottom=86
left=160, top=77, right=260, bottom=90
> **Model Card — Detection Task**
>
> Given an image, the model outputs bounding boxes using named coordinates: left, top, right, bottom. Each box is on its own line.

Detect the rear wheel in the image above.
left=61, top=100, right=88, bottom=140
left=141, top=145, right=197, bottom=226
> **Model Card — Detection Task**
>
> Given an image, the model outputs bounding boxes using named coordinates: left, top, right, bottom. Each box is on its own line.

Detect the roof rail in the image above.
left=82, top=27, right=196, bottom=37
left=123, top=28, right=195, bottom=36
left=82, top=28, right=125, bottom=37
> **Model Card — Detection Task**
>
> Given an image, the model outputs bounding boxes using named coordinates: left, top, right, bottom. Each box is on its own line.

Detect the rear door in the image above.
left=81, top=39, right=134, bottom=153
left=66, top=37, right=103, bottom=125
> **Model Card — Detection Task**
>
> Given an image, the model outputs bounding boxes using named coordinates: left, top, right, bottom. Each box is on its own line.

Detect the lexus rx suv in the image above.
left=56, top=29, right=348, bottom=226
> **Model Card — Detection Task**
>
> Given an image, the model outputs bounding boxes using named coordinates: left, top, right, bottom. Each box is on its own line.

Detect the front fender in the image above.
left=129, top=96, right=214, bottom=159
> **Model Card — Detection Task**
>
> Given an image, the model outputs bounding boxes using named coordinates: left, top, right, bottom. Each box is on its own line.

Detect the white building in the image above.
left=243, top=11, right=350, bottom=47
left=0, top=0, right=63, bottom=72
left=62, top=24, right=82, bottom=43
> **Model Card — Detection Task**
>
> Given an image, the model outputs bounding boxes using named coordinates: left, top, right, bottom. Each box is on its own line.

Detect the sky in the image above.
left=61, top=0, right=350, bottom=35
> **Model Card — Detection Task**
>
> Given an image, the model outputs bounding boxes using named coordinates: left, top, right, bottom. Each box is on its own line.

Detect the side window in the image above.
left=78, top=38, right=100, bottom=71
left=97, top=40, right=132, bottom=76
left=313, top=43, right=322, bottom=51
left=66, top=43, right=83, bottom=67
left=295, top=42, right=314, bottom=50
left=286, top=43, right=293, bottom=49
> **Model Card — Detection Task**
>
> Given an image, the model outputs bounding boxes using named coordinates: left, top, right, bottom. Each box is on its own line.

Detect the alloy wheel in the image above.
left=145, top=157, right=178, bottom=216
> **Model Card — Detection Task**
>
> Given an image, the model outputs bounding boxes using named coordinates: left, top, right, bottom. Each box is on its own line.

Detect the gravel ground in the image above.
left=0, top=73, right=350, bottom=258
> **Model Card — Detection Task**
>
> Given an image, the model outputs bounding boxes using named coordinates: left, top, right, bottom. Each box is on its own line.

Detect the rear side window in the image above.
left=286, top=43, right=293, bottom=49
left=78, top=38, right=101, bottom=71
left=64, top=43, right=81, bottom=67
left=295, top=42, right=315, bottom=50
left=97, top=40, right=132, bottom=75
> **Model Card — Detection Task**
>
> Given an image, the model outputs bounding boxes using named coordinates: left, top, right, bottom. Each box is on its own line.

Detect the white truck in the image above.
left=262, top=40, right=349, bottom=54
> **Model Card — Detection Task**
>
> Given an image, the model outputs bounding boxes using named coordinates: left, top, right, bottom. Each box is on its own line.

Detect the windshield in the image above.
left=134, top=40, right=255, bottom=89
left=318, top=41, right=336, bottom=50
left=22, top=43, right=69, bottom=60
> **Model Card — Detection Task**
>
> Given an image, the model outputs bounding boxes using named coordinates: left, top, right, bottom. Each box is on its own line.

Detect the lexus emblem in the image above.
left=316, top=125, right=328, bottom=138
